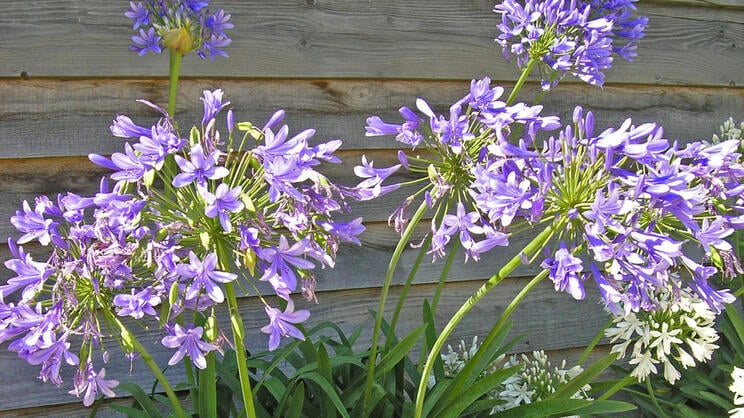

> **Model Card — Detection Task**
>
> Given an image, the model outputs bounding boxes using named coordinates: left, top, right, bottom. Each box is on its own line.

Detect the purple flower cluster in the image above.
left=126, top=0, right=232, bottom=59
left=358, top=76, right=744, bottom=316
left=359, top=77, right=559, bottom=261
left=2, top=89, right=363, bottom=404
left=494, top=0, right=647, bottom=88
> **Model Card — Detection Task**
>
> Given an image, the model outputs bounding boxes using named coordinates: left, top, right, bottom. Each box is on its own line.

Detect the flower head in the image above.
left=69, top=364, right=118, bottom=407
left=2, top=89, right=359, bottom=405
left=261, top=299, right=311, bottom=351
left=606, top=290, right=720, bottom=384
left=494, top=0, right=647, bottom=88
left=161, top=323, right=217, bottom=369
left=125, top=1, right=232, bottom=59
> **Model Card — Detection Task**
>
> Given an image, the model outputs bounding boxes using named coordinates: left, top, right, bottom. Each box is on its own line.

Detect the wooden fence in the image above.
left=0, top=0, right=742, bottom=415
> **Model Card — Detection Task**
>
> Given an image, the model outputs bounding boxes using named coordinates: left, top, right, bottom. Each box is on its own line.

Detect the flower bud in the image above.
left=162, top=27, right=194, bottom=55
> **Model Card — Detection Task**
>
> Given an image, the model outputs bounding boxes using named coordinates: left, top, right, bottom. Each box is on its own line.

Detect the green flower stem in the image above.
left=168, top=50, right=183, bottom=116
left=646, top=378, right=670, bottom=418
left=108, top=314, right=186, bottom=418
left=413, top=219, right=564, bottom=418
left=506, top=57, right=537, bottom=106
left=430, top=239, right=459, bottom=318
left=224, top=282, right=257, bottom=418
left=184, top=351, right=197, bottom=413
left=598, top=374, right=634, bottom=401
left=362, top=200, right=430, bottom=415
left=451, top=268, right=549, bottom=399
left=385, top=233, right=432, bottom=352
left=198, top=352, right=217, bottom=418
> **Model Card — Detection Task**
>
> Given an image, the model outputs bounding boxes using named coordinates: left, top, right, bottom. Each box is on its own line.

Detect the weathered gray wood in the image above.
left=0, top=0, right=739, bottom=414
left=1, top=79, right=741, bottom=160
left=0, top=2, right=742, bottom=86
left=0, top=277, right=611, bottom=411
left=654, top=0, right=744, bottom=8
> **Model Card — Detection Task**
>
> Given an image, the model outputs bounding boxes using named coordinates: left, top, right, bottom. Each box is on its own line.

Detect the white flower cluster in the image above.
left=434, top=337, right=590, bottom=414
left=606, top=290, right=719, bottom=384
left=712, top=117, right=744, bottom=143
left=494, top=350, right=590, bottom=413
left=731, top=367, right=744, bottom=417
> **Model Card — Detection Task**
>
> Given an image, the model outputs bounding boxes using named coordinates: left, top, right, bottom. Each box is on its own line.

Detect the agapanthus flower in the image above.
left=494, top=0, right=647, bottom=88
left=730, top=367, right=744, bottom=417
left=540, top=242, right=585, bottom=300
left=202, top=183, right=244, bottom=232
left=161, top=323, right=217, bottom=369
left=177, top=251, right=237, bottom=303
left=357, top=76, right=744, bottom=319
left=69, top=364, right=118, bottom=407
left=261, top=299, right=311, bottom=351
left=125, top=0, right=232, bottom=59
left=172, top=143, right=229, bottom=188
left=606, top=290, right=719, bottom=384
left=1, top=89, right=361, bottom=404
left=432, top=339, right=590, bottom=414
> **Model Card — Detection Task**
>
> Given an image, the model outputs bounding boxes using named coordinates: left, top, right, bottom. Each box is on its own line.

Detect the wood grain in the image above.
left=0, top=2, right=742, bottom=86
left=0, top=0, right=740, bottom=413
left=1, top=79, right=741, bottom=160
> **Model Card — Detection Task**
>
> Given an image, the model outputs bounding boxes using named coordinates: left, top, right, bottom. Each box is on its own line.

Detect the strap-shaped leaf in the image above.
left=434, top=365, right=520, bottom=418
left=492, top=398, right=634, bottom=418
left=299, top=371, right=351, bottom=418
left=116, top=381, right=164, bottom=418
left=108, top=404, right=152, bottom=418
left=422, top=300, right=445, bottom=382
left=282, top=381, right=305, bottom=418
left=547, top=352, right=617, bottom=400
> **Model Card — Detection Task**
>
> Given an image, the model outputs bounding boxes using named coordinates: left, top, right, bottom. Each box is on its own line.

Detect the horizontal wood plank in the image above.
left=0, top=78, right=741, bottom=160
left=0, top=277, right=610, bottom=411
left=0, top=2, right=742, bottom=86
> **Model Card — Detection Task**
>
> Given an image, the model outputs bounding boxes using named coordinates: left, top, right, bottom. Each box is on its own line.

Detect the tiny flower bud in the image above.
left=162, top=27, right=194, bottom=55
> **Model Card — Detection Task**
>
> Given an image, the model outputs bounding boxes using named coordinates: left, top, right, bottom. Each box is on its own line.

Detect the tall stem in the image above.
left=448, top=269, right=548, bottom=400
left=198, top=352, right=217, bottom=418
left=386, top=233, right=432, bottom=352
left=109, top=315, right=186, bottom=418
left=224, top=282, right=257, bottom=418
left=505, top=57, right=537, bottom=106
left=413, top=219, right=564, bottom=418
left=430, top=239, right=459, bottom=318
left=362, top=200, right=430, bottom=415
left=168, top=50, right=183, bottom=116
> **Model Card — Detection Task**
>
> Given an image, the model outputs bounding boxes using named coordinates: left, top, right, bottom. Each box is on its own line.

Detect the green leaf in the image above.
left=568, top=400, right=636, bottom=416
left=316, top=343, right=337, bottom=417
left=422, top=300, right=445, bottom=382
left=432, top=321, right=517, bottom=413
left=115, top=382, right=163, bottom=418
left=283, top=381, right=305, bottom=418
left=547, top=352, right=617, bottom=400
left=694, top=390, right=735, bottom=411
left=108, top=404, right=151, bottom=418
left=434, top=365, right=521, bottom=418
left=375, top=324, right=426, bottom=378
left=492, top=399, right=634, bottom=418
left=262, top=375, right=289, bottom=404
left=215, top=355, right=242, bottom=396
left=725, top=304, right=744, bottom=347
left=300, top=371, right=351, bottom=418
